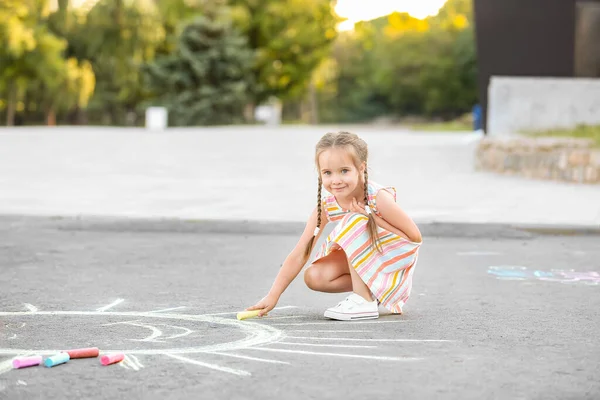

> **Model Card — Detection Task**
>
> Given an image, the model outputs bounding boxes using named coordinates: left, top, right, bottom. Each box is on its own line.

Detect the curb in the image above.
left=2, top=215, right=600, bottom=238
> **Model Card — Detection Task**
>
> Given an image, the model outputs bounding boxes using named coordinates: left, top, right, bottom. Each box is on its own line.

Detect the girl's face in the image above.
left=318, top=147, right=365, bottom=198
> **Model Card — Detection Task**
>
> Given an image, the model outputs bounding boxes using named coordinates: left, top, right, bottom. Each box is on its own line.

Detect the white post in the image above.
left=145, top=107, right=168, bottom=131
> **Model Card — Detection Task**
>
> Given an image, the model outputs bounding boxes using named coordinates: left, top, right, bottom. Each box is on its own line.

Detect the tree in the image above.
left=0, top=0, right=82, bottom=125
left=71, top=0, right=165, bottom=125
left=228, top=0, right=340, bottom=105
left=144, top=14, right=255, bottom=126
left=152, top=0, right=205, bottom=56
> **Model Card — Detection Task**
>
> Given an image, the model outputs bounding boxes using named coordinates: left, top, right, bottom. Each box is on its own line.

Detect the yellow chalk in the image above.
left=236, top=310, right=261, bottom=320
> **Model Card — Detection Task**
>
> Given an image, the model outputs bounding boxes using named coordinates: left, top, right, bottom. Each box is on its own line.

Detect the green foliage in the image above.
left=144, top=14, right=254, bottom=126
left=228, top=0, right=340, bottom=104
left=71, top=0, right=165, bottom=125
left=522, top=125, right=600, bottom=147
left=319, top=0, right=478, bottom=123
left=0, top=0, right=94, bottom=125
left=1, top=0, right=481, bottom=126
left=152, top=0, right=204, bottom=56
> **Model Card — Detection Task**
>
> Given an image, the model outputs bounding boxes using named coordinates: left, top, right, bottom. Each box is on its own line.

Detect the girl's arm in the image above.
left=246, top=205, right=328, bottom=316
left=372, top=189, right=422, bottom=243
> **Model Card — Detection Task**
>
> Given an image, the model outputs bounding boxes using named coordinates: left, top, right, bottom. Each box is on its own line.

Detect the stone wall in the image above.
left=475, top=136, right=600, bottom=184
left=487, top=76, right=600, bottom=135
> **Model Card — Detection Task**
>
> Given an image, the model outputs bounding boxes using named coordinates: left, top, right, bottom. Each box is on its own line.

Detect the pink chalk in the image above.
left=13, top=356, right=43, bottom=369
left=62, top=347, right=99, bottom=359
left=100, top=353, right=124, bottom=366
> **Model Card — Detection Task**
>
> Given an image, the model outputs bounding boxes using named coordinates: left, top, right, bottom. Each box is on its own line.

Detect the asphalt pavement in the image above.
left=1, top=216, right=599, bottom=400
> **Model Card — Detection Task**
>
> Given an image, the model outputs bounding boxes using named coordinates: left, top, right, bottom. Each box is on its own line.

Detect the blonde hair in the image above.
left=302, top=131, right=382, bottom=265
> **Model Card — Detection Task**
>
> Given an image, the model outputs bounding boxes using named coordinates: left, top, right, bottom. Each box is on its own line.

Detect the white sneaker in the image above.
left=324, top=293, right=379, bottom=321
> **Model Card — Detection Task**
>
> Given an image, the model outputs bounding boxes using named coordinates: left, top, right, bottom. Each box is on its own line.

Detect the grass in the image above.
left=521, top=125, right=600, bottom=147
left=408, top=113, right=474, bottom=132
left=409, top=119, right=474, bottom=132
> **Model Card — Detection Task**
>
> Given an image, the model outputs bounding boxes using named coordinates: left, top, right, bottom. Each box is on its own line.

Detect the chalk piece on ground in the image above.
left=236, top=310, right=262, bottom=320
left=62, top=347, right=99, bottom=359
left=13, top=356, right=43, bottom=369
left=101, top=353, right=125, bottom=366
left=44, top=353, right=70, bottom=368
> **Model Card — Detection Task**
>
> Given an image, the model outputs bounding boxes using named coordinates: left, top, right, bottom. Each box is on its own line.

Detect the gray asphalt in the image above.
left=1, top=216, right=599, bottom=400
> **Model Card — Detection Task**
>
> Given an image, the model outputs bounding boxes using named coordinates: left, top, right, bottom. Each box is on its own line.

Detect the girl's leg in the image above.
left=304, top=248, right=374, bottom=301
left=304, top=249, right=352, bottom=293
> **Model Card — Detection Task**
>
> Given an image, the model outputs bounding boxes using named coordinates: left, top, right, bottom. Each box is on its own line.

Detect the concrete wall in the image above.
left=487, top=76, right=600, bottom=135
left=473, top=0, right=600, bottom=133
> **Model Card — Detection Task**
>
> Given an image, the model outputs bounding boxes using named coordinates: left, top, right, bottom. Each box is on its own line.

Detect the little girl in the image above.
left=246, top=131, right=423, bottom=320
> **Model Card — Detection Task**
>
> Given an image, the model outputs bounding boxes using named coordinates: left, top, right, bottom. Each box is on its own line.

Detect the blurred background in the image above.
left=0, top=0, right=478, bottom=129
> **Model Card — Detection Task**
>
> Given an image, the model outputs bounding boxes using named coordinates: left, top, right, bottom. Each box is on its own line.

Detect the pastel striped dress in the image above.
left=313, top=181, right=422, bottom=314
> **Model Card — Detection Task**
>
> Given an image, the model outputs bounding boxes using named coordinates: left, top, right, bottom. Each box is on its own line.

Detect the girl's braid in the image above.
left=302, top=177, right=323, bottom=265
left=363, top=169, right=369, bottom=208
left=364, top=168, right=383, bottom=253
left=316, top=177, right=322, bottom=229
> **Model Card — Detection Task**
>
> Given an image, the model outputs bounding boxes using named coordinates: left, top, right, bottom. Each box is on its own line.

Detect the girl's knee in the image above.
left=304, top=265, right=322, bottom=291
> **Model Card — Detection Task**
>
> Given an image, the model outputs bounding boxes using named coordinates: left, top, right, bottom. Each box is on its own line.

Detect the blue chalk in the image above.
left=44, top=353, right=70, bottom=368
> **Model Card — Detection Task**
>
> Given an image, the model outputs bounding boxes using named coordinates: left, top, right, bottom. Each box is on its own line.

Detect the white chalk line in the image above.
left=271, top=320, right=408, bottom=326
left=149, top=306, right=186, bottom=313
left=207, top=351, right=290, bottom=365
left=126, top=322, right=164, bottom=343
left=23, top=304, right=38, bottom=313
left=164, top=353, right=251, bottom=376
left=103, top=319, right=140, bottom=326
left=286, top=336, right=453, bottom=343
left=121, top=355, right=142, bottom=371
left=129, top=355, right=144, bottom=368
left=104, top=320, right=193, bottom=341
left=0, top=310, right=284, bottom=355
left=247, top=348, right=422, bottom=362
left=0, top=352, right=33, bottom=376
left=0, top=359, right=14, bottom=376
left=124, top=356, right=138, bottom=371
left=96, top=299, right=125, bottom=312
left=272, top=342, right=377, bottom=349
left=165, top=326, right=193, bottom=340
left=103, top=321, right=165, bottom=343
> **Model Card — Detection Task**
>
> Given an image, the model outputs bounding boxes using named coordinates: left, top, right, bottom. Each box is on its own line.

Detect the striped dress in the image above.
left=313, top=181, right=422, bottom=314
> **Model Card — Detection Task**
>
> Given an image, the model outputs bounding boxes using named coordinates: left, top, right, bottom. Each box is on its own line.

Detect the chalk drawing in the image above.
left=149, top=306, right=186, bottom=313
left=0, top=300, right=451, bottom=377
left=251, top=348, right=423, bottom=361
left=0, top=359, right=14, bottom=376
left=274, top=342, right=377, bottom=349
left=96, top=299, right=125, bottom=312
left=23, top=304, right=37, bottom=313
left=285, top=336, right=452, bottom=342
left=103, top=320, right=194, bottom=342
left=119, top=355, right=144, bottom=371
left=488, top=266, right=600, bottom=285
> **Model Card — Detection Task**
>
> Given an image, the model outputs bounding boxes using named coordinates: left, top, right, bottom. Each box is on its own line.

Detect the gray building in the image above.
left=473, top=0, right=600, bottom=132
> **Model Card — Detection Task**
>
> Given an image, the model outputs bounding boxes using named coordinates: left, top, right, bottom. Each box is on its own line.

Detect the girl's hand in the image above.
left=246, top=293, right=279, bottom=317
left=350, top=197, right=368, bottom=216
